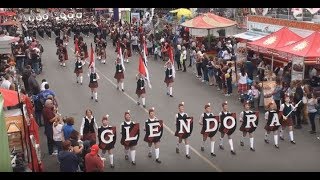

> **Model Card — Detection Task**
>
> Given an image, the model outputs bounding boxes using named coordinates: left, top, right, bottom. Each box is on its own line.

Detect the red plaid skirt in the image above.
left=89, top=82, right=98, bottom=88
left=136, top=88, right=146, bottom=96
left=74, top=68, right=83, bottom=75
left=164, top=77, right=174, bottom=85
left=114, top=72, right=124, bottom=80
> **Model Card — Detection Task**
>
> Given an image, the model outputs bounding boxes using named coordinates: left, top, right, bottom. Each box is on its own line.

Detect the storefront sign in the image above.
left=247, top=16, right=318, bottom=37
left=291, top=56, right=305, bottom=81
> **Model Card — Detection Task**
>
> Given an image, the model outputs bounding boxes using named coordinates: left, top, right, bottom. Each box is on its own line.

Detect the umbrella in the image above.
left=170, top=8, right=193, bottom=19
left=181, top=12, right=237, bottom=29
left=0, top=88, right=25, bottom=107
left=0, top=11, right=16, bottom=16
left=1, top=20, right=18, bottom=26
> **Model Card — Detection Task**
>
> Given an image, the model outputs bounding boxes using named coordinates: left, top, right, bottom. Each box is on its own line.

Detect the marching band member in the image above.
left=56, top=44, right=68, bottom=67
left=98, top=115, right=115, bottom=168
left=175, top=102, right=191, bottom=159
left=120, top=110, right=138, bottom=165
left=79, top=41, right=89, bottom=59
left=199, top=103, right=217, bottom=157
left=144, top=108, right=162, bottom=163
left=164, top=60, right=174, bottom=97
left=88, top=66, right=100, bottom=102
left=74, top=53, right=84, bottom=85
left=239, top=101, right=257, bottom=151
left=264, top=102, right=281, bottom=148
left=122, top=38, right=129, bottom=63
left=114, top=57, right=125, bottom=92
left=63, top=34, right=69, bottom=47
left=218, top=101, right=236, bottom=155
left=136, top=73, right=147, bottom=108
left=279, top=94, right=296, bottom=144
left=80, top=109, right=99, bottom=143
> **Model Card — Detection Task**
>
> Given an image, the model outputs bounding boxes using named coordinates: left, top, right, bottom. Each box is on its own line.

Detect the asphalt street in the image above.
left=36, top=33, right=320, bottom=172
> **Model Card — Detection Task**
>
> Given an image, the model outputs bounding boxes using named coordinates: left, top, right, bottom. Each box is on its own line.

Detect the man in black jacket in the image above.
left=294, top=81, right=303, bottom=129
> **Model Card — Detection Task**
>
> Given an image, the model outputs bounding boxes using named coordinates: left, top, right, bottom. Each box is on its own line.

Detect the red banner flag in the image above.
left=88, top=43, right=94, bottom=68
left=138, top=55, right=152, bottom=88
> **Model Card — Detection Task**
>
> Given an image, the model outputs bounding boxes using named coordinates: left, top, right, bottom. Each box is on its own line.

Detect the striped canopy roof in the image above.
left=180, top=13, right=237, bottom=29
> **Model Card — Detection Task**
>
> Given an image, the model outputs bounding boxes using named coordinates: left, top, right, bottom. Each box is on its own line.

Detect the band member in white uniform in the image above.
left=74, top=53, right=84, bottom=85
left=98, top=115, right=115, bottom=168
left=114, top=57, right=125, bottom=92
left=175, top=102, right=191, bottom=159
left=144, top=107, right=162, bottom=163
left=239, top=101, right=257, bottom=151
left=136, top=73, right=146, bottom=108
left=264, top=102, right=281, bottom=148
left=279, top=94, right=296, bottom=144
left=219, top=101, right=236, bottom=155
left=164, top=60, right=174, bottom=97
left=199, top=103, right=217, bottom=157
left=88, top=67, right=100, bottom=102
left=120, top=110, right=137, bottom=165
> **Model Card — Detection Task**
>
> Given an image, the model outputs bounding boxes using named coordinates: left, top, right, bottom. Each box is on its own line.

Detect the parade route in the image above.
left=36, top=34, right=320, bottom=172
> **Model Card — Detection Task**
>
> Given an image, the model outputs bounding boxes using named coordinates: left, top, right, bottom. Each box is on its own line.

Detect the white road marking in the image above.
left=69, top=46, right=223, bottom=172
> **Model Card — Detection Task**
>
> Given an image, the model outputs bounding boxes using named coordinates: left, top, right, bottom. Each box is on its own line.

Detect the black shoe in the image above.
left=95, top=99, right=98, bottom=102
left=176, top=148, right=179, bottom=154
left=309, top=130, right=316, bottom=134
left=186, top=155, right=191, bottom=159
left=294, top=125, right=302, bottom=129
left=148, top=152, right=152, bottom=158
left=155, top=159, right=162, bottom=163
left=110, top=164, right=115, bottom=168
left=91, top=96, right=93, bottom=99
left=125, top=155, right=129, bottom=160
left=188, top=65, right=191, bottom=67
left=169, top=95, right=173, bottom=97
left=219, top=145, right=224, bottom=150
left=211, top=153, right=216, bottom=157
left=264, top=139, right=269, bottom=144
left=182, top=70, right=186, bottom=72
left=250, top=147, right=255, bottom=152
left=240, top=141, right=244, bottom=146
left=131, top=161, right=136, bottom=165
left=137, top=102, right=140, bottom=105
left=280, top=136, right=284, bottom=141
left=275, top=144, right=279, bottom=149
left=122, top=89, right=125, bottom=92
left=231, top=150, right=236, bottom=155
left=80, top=83, right=82, bottom=85
left=166, top=92, right=169, bottom=95
left=76, top=81, right=79, bottom=83
left=290, top=140, right=296, bottom=144
left=143, top=105, right=146, bottom=108
left=200, top=147, right=204, bottom=151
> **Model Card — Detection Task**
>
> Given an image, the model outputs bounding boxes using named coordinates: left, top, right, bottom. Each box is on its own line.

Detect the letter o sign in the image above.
left=223, top=116, right=236, bottom=129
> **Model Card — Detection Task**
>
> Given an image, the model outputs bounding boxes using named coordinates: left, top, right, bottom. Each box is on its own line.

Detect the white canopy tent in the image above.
left=0, top=35, right=19, bottom=54
left=233, top=31, right=269, bottom=41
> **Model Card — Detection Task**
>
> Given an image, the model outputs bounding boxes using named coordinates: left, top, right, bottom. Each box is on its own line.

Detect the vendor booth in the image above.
left=0, top=88, right=42, bottom=172
left=247, top=27, right=303, bottom=70
left=276, top=31, right=320, bottom=81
